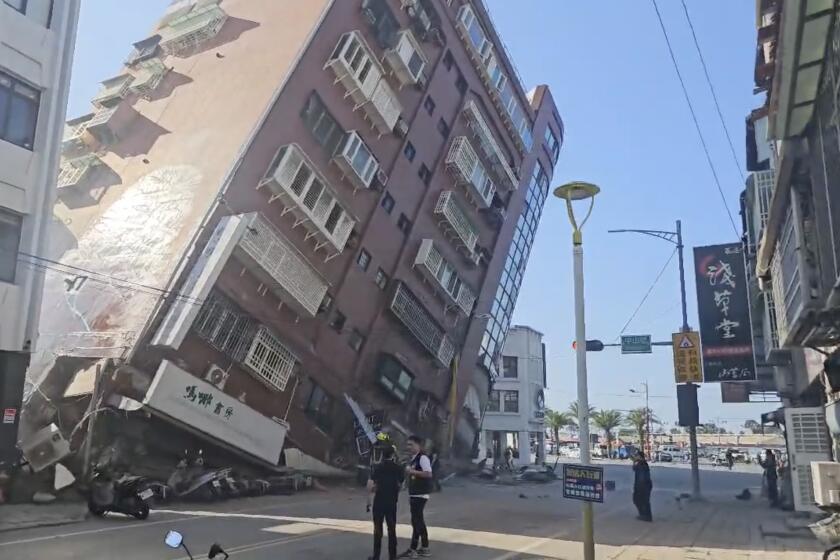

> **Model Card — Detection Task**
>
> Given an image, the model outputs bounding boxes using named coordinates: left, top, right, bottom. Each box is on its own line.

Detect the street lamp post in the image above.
left=630, top=381, right=651, bottom=458
left=554, top=181, right=599, bottom=560
left=608, top=220, right=701, bottom=500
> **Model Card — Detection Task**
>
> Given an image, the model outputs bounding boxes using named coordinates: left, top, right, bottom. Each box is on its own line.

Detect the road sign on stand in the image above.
left=673, top=331, right=702, bottom=383
left=621, top=335, right=652, bottom=354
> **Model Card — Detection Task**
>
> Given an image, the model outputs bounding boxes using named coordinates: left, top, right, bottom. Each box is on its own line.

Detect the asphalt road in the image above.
left=0, top=463, right=766, bottom=560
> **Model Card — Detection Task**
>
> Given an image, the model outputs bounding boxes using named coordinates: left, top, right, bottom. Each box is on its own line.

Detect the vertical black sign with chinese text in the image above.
left=693, top=243, right=756, bottom=383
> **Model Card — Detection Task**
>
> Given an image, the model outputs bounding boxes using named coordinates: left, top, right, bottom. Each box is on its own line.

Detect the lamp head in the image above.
left=553, top=181, right=600, bottom=201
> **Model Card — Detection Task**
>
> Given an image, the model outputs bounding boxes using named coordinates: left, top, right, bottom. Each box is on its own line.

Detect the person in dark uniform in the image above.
left=367, top=441, right=404, bottom=560
left=759, top=449, right=779, bottom=507
left=632, top=451, right=653, bottom=522
left=402, top=435, right=433, bottom=558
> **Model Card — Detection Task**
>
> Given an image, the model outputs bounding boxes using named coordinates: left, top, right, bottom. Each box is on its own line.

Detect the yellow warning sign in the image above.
left=673, top=331, right=702, bottom=383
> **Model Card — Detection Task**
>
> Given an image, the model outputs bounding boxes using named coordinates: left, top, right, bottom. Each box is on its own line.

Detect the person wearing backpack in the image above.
left=367, top=438, right=404, bottom=560
left=402, top=435, right=433, bottom=558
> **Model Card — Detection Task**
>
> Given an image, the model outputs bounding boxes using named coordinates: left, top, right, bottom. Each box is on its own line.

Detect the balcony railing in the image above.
left=446, top=136, right=495, bottom=207
left=258, top=144, right=355, bottom=259
left=62, top=114, right=93, bottom=157
left=389, top=282, right=455, bottom=366
left=159, top=3, right=227, bottom=57
left=434, top=191, right=478, bottom=257
left=91, top=74, right=134, bottom=109
left=129, top=58, right=167, bottom=97
left=85, top=106, right=120, bottom=145
left=334, top=131, right=380, bottom=189
left=463, top=100, right=517, bottom=189
left=235, top=213, right=329, bottom=318
left=415, top=239, right=476, bottom=315
left=57, top=155, right=99, bottom=190
left=384, top=29, right=428, bottom=87
left=326, top=31, right=403, bottom=134
left=771, top=206, right=803, bottom=347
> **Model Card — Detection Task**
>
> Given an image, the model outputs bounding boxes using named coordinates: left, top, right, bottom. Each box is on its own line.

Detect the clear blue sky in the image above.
left=67, top=1, right=768, bottom=431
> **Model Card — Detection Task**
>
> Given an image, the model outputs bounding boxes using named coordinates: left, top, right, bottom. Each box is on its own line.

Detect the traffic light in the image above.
left=572, top=339, right=605, bottom=352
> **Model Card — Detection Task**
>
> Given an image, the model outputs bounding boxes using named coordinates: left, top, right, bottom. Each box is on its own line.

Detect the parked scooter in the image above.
left=167, top=449, right=231, bottom=501
left=165, top=530, right=228, bottom=559
left=88, top=466, right=153, bottom=519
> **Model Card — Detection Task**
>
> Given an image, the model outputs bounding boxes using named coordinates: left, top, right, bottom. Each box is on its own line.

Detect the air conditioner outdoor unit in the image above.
left=375, top=169, right=389, bottom=188
left=394, top=118, right=409, bottom=138
left=204, top=364, right=229, bottom=390
left=812, top=461, right=840, bottom=507
left=21, top=424, right=71, bottom=472
left=415, top=73, right=428, bottom=91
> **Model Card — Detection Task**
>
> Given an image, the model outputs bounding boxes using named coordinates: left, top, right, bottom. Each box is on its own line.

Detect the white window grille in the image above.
left=390, top=282, right=455, bottom=365
left=446, top=136, right=495, bottom=207
left=129, top=58, right=167, bottom=97
left=57, top=155, right=99, bottom=190
left=384, top=29, right=428, bottom=86
left=259, top=144, right=355, bottom=255
left=62, top=114, right=93, bottom=156
left=415, top=239, right=476, bottom=314
left=369, top=78, right=402, bottom=134
left=159, top=3, right=227, bottom=57
left=334, top=131, right=379, bottom=189
left=193, top=290, right=257, bottom=362
left=434, top=191, right=478, bottom=256
left=91, top=74, right=134, bottom=109
left=236, top=213, right=329, bottom=317
left=463, top=100, right=517, bottom=188
left=244, top=326, right=297, bottom=392
left=771, top=206, right=802, bottom=346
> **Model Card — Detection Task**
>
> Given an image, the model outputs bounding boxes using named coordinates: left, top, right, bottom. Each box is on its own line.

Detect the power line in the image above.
left=650, top=0, right=740, bottom=236
left=615, top=248, right=677, bottom=340
left=679, top=0, right=745, bottom=183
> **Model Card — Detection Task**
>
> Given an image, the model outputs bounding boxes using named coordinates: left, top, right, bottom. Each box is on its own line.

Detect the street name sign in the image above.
left=563, top=464, right=604, bottom=503
left=672, top=331, right=702, bottom=383
left=621, top=335, right=652, bottom=354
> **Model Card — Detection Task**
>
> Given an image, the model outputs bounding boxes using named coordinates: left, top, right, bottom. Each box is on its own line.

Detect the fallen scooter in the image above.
left=88, top=466, right=154, bottom=519
left=165, top=530, right=228, bottom=559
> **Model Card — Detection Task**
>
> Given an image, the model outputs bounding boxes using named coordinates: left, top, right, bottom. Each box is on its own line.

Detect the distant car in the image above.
left=656, top=451, right=673, bottom=462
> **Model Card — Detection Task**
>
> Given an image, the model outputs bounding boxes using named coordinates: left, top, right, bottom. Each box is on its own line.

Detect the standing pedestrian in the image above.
left=367, top=442, right=404, bottom=560
left=759, top=449, right=779, bottom=507
left=726, top=449, right=734, bottom=470
left=402, top=435, right=433, bottom=558
left=632, top=451, right=653, bottom=522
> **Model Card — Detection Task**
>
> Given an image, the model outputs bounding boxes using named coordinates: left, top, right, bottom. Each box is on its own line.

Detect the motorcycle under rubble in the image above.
left=88, top=466, right=154, bottom=519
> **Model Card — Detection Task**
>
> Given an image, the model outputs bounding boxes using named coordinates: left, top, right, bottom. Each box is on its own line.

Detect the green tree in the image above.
left=568, top=400, right=595, bottom=427
left=744, top=419, right=762, bottom=434
left=592, top=409, right=623, bottom=456
left=625, top=407, right=658, bottom=448
left=544, top=409, right=574, bottom=445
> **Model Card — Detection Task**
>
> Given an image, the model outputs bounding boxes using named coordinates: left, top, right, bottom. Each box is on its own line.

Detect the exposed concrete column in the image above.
left=518, top=431, right=530, bottom=465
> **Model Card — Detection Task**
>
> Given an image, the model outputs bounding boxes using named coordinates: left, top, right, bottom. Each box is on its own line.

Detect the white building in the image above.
left=481, top=325, right=547, bottom=466
left=0, top=0, right=80, bottom=461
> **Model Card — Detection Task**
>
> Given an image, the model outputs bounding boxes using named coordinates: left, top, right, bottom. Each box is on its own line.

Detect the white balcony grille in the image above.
left=434, top=191, right=478, bottom=256
left=62, top=115, right=93, bottom=155
left=129, top=59, right=166, bottom=96
left=463, top=100, right=517, bottom=189
left=446, top=136, right=495, bottom=207
left=236, top=213, right=329, bottom=317
left=771, top=206, right=800, bottom=346
left=91, top=75, right=134, bottom=109
left=414, top=239, right=476, bottom=315
left=764, top=291, right=780, bottom=357
left=85, top=106, right=120, bottom=145
left=326, top=31, right=402, bottom=134
left=390, top=282, right=455, bottom=366
left=244, top=326, right=297, bottom=392
left=57, top=155, right=98, bottom=190
left=159, top=4, right=227, bottom=57
left=334, top=131, right=379, bottom=189
left=259, top=144, right=355, bottom=256
left=384, top=29, right=427, bottom=86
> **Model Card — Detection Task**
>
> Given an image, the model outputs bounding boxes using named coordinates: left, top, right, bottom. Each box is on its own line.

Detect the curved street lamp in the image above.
left=554, top=181, right=599, bottom=560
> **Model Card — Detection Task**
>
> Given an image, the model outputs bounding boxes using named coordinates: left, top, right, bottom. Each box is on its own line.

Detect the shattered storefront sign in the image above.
left=693, top=243, right=757, bottom=383
left=143, top=360, right=288, bottom=464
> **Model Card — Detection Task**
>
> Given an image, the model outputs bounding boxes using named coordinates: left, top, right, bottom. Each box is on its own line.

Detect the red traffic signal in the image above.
left=572, top=340, right=605, bottom=352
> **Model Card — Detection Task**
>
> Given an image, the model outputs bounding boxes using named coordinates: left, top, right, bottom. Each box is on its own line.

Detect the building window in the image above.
left=403, top=141, right=416, bottom=162
left=2, top=0, right=25, bottom=13
left=488, top=390, right=500, bottom=412
left=7, top=0, right=56, bottom=28
left=437, top=118, right=450, bottom=138
left=193, top=291, right=258, bottom=363
left=503, top=390, right=519, bottom=413
left=424, top=96, right=436, bottom=115
left=0, top=71, right=40, bottom=151
left=544, top=125, right=560, bottom=162
left=318, top=293, right=334, bottom=314
left=377, top=354, right=413, bottom=401
left=443, top=50, right=454, bottom=71
left=455, top=72, right=468, bottom=95
left=0, top=209, right=22, bottom=283
left=381, top=192, right=395, bottom=214
left=502, top=356, right=518, bottom=378
left=375, top=268, right=389, bottom=290
left=357, top=249, right=371, bottom=271
left=397, top=213, right=412, bottom=234
left=243, top=326, right=297, bottom=391
left=304, top=382, right=334, bottom=432
left=301, top=92, right=345, bottom=156
left=330, top=311, right=346, bottom=332
left=418, top=164, right=432, bottom=185
left=348, top=328, right=366, bottom=352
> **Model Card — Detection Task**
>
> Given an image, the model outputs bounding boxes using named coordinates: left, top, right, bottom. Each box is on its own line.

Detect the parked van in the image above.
left=656, top=445, right=685, bottom=461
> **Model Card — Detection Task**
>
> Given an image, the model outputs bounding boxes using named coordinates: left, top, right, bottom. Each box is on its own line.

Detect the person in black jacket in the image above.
left=402, top=435, right=433, bottom=558
left=368, top=442, right=404, bottom=560
left=632, top=451, right=653, bottom=522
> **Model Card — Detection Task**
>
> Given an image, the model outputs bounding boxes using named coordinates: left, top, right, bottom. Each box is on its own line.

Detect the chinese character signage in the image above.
left=672, top=331, right=702, bottom=383
left=693, top=243, right=756, bottom=383
left=563, top=464, right=604, bottom=503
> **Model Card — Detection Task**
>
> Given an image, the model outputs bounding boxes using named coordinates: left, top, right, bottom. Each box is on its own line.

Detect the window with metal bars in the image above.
left=193, top=291, right=257, bottom=363
left=243, top=326, right=297, bottom=391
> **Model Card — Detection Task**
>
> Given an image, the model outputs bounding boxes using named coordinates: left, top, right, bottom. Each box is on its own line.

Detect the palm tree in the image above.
left=591, top=409, right=623, bottom=457
left=545, top=409, right=574, bottom=446
left=625, top=408, right=659, bottom=449
left=568, top=400, right=595, bottom=427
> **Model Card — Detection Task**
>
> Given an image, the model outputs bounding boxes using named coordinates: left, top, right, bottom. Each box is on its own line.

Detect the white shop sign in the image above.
left=143, top=360, right=288, bottom=464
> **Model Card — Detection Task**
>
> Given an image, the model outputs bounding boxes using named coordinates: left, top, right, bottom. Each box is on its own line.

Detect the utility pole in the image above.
left=608, top=219, right=701, bottom=500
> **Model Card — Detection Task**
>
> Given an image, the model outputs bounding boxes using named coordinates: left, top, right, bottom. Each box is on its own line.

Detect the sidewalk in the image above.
left=0, top=502, right=87, bottom=533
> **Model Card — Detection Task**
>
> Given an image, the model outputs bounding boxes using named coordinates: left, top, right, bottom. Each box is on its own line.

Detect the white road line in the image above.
left=170, top=533, right=321, bottom=560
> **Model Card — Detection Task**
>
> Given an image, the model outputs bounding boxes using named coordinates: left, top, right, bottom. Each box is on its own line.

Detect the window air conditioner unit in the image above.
left=394, top=118, right=409, bottom=138
left=812, top=461, right=840, bottom=507
left=204, top=364, right=229, bottom=390
left=415, top=73, right=428, bottom=91
left=21, top=424, right=71, bottom=472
